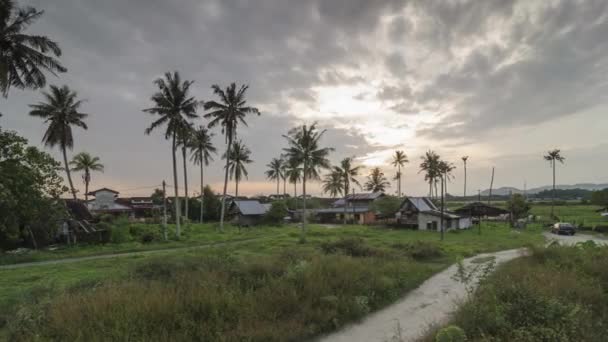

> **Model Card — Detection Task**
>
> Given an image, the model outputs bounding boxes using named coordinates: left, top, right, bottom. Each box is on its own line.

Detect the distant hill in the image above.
left=480, top=183, right=608, bottom=196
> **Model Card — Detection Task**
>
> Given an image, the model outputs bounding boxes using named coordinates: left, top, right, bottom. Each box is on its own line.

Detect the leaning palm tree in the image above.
left=143, top=71, right=198, bottom=239
left=391, top=150, right=408, bottom=197
left=283, top=123, right=333, bottom=240
left=265, top=157, right=284, bottom=195
left=29, top=85, right=88, bottom=200
left=1, top=0, right=67, bottom=97
left=322, top=170, right=344, bottom=198
left=462, top=156, right=469, bottom=198
left=190, top=125, right=216, bottom=224
left=204, top=83, right=260, bottom=231
left=70, top=152, right=103, bottom=202
left=364, top=167, right=390, bottom=193
left=544, top=149, right=565, bottom=217
left=419, top=150, right=440, bottom=199
left=333, top=157, right=362, bottom=224
left=177, top=121, right=194, bottom=221
left=224, top=140, right=252, bottom=199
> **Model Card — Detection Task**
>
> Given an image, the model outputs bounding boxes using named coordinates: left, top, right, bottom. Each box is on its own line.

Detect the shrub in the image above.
left=392, top=241, right=444, bottom=260
left=263, top=200, right=288, bottom=225
left=435, top=325, right=466, bottom=342
left=320, top=238, right=381, bottom=257
left=108, top=225, right=131, bottom=244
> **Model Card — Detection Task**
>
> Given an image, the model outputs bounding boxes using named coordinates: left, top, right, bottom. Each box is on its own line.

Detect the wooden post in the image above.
left=440, top=175, right=445, bottom=241
left=488, top=167, right=495, bottom=205
left=162, top=180, right=168, bottom=241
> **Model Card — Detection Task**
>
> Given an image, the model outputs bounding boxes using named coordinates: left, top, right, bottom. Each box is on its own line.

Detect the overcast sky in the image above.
left=2, top=0, right=608, bottom=197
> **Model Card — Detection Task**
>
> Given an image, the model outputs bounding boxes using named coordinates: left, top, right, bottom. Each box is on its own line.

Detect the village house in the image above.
left=86, top=188, right=161, bottom=218
left=396, top=197, right=472, bottom=231
left=229, top=200, right=270, bottom=226
left=315, top=192, right=385, bottom=224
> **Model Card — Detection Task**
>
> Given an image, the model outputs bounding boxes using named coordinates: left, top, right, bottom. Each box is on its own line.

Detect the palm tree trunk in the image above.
left=429, top=181, right=432, bottom=198
left=84, top=170, right=90, bottom=202
left=301, top=161, right=307, bottom=242
left=551, top=160, right=555, bottom=217
left=276, top=178, right=280, bottom=195
left=219, top=137, right=232, bottom=232
left=463, top=161, right=467, bottom=198
left=182, top=146, right=189, bottom=222
left=440, top=176, right=445, bottom=241
left=343, top=180, right=348, bottom=225
left=62, top=146, right=77, bottom=200
left=172, top=133, right=181, bottom=238
left=294, top=181, right=297, bottom=211
left=398, top=165, right=401, bottom=198
left=283, top=177, right=286, bottom=195
left=235, top=179, right=239, bottom=199
left=200, top=153, right=204, bottom=224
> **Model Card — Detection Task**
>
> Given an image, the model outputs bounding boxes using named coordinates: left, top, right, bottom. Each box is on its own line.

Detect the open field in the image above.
left=0, top=222, right=544, bottom=341
left=425, top=243, right=608, bottom=341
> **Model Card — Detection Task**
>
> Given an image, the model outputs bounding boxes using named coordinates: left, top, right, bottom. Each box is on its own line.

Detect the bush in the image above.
left=392, top=241, right=444, bottom=260
left=263, top=200, right=288, bottom=225
left=320, top=238, right=381, bottom=257
left=435, top=325, right=466, bottom=342
left=108, top=225, right=131, bottom=244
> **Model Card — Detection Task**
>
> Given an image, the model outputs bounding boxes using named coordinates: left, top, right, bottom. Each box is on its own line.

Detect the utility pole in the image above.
left=440, top=175, right=445, bottom=241
left=162, top=180, right=168, bottom=241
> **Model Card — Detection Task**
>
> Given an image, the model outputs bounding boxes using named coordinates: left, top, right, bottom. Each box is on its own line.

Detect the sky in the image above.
left=2, top=0, right=608, bottom=198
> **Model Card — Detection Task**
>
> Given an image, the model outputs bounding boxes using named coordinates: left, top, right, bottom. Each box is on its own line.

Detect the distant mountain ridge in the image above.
left=480, top=183, right=608, bottom=196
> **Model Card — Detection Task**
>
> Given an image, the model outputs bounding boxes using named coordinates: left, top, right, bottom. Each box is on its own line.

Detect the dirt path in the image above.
left=0, top=238, right=261, bottom=270
left=317, top=249, right=526, bottom=342
left=320, top=232, right=608, bottom=342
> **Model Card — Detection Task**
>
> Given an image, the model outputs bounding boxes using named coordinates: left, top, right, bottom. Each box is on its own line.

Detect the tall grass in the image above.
left=7, top=243, right=445, bottom=341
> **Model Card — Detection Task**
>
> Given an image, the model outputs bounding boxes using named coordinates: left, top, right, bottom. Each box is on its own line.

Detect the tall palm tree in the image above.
left=29, top=85, right=88, bottom=200
left=322, top=170, right=344, bottom=198
left=265, top=157, right=284, bottom=195
left=224, top=140, right=252, bottom=199
left=280, top=156, right=288, bottom=196
left=177, top=121, right=194, bottom=221
left=284, top=156, right=302, bottom=208
left=440, top=161, right=456, bottom=198
left=391, top=150, right=408, bottom=197
left=364, top=167, right=390, bottom=193
left=1, top=0, right=66, bottom=97
left=333, top=157, right=362, bottom=224
left=544, top=149, right=565, bottom=217
left=283, top=123, right=333, bottom=240
left=143, top=71, right=198, bottom=239
left=419, top=150, right=440, bottom=199
left=204, top=83, right=260, bottom=231
left=190, top=125, right=216, bottom=224
left=70, top=152, right=103, bottom=202
left=462, top=156, right=469, bottom=198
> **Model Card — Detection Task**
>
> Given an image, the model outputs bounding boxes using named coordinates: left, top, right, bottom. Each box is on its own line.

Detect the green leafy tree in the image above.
left=204, top=83, right=260, bottom=232
left=544, top=149, right=565, bottom=217
left=263, top=200, right=288, bottom=226
left=265, top=157, right=284, bottom=195
left=591, top=189, right=608, bottom=207
left=370, top=195, right=402, bottom=218
left=507, top=193, right=531, bottom=226
left=391, top=150, right=408, bottom=197
left=322, top=169, right=343, bottom=198
left=0, top=0, right=66, bottom=97
left=364, top=167, right=390, bottom=193
left=190, top=125, right=216, bottom=223
left=283, top=123, right=333, bottom=240
left=144, top=71, right=198, bottom=238
left=29, top=85, right=88, bottom=200
left=69, top=152, right=103, bottom=202
left=224, top=140, right=252, bottom=199
left=334, top=157, right=362, bottom=224
left=0, top=129, right=66, bottom=249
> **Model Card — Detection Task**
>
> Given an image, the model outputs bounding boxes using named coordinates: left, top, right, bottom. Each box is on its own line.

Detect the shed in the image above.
left=229, top=200, right=269, bottom=226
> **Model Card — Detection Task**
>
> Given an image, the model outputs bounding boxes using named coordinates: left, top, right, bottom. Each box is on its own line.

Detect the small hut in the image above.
left=453, top=202, right=510, bottom=218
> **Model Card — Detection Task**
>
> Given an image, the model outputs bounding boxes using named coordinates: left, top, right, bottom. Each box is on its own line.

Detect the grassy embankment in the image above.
left=426, top=243, right=608, bottom=341
left=0, top=222, right=543, bottom=341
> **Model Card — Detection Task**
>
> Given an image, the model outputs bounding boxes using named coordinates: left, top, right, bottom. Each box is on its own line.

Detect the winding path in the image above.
left=319, top=233, right=606, bottom=342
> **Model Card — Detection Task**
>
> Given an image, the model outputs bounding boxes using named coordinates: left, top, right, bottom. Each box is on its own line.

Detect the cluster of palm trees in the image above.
left=144, top=73, right=259, bottom=236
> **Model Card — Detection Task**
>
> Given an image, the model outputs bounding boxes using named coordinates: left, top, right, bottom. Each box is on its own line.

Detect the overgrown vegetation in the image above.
left=432, top=244, right=608, bottom=342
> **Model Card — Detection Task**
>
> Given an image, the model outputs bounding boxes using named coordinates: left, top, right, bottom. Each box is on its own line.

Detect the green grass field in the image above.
left=0, top=222, right=544, bottom=341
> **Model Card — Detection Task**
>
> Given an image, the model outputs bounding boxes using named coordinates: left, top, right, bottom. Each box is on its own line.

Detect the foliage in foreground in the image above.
left=6, top=243, right=444, bottom=341
left=437, top=244, right=608, bottom=342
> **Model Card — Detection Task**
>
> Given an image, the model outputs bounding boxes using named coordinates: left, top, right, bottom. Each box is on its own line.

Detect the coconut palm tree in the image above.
left=280, top=156, right=288, bottom=196
left=419, top=150, right=440, bottom=199
left=544, top=149, right=565, bottom=217
left=143, top=71, right=198, bottom=238
left=177, top=121, right=194, bottom=221
left=265, top=157, right=284, bottom=195
left=70, top=152, right=103, bottom=202
left=283, top=123, right=333, bottom=240
left=190, top=125, right=216, bottom=224
left=462, top=156, right=469, bottom=198
left=391, top=150, right=408, bottom=197
left=29, top=85, right=88, bottom=200
left=322, top=170, right=344, bottom=198
left=333, top=157, right=362, bottom=224
left=440, top=160, right=456, bottom=198
left=364, top=167, right=390, bottom=193
left=224, top=140, right=252, bottom=199
left=284, top=156, right=302, bottom=209
left=204, top=83, right=260, bottom=231
left=1, top=0, right=66, bottom=97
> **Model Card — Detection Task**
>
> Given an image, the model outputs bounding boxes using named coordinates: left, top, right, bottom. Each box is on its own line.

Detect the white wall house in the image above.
left=397, top=197, right=472, bottom=231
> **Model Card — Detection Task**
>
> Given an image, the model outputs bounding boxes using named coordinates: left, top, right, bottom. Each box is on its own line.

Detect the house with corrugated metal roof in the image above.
left=229, top=200, right=270, bottom=226
left=397, top=197, right=472, bottom=231
left=315, top=192, right=385, bottom=224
